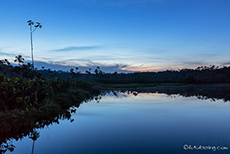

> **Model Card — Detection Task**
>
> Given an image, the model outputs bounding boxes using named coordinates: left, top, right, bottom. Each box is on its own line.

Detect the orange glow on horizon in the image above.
left=120, top=67, right=179, bottom=72
left=120, top=67, right=163, bottom=72
left=121, top=65, right=204, bottom=72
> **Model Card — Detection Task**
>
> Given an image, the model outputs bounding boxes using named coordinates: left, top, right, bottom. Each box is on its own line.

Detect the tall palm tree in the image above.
left=27, top=20, right=42, bottom=68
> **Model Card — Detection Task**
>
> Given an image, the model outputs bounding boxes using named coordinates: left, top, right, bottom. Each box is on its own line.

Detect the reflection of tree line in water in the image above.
left=0, top=95, right=101, bottom=154
left=1, top=129, right=41, bottom=154
left=111, top=85, right=230, bottom=102
left=0, top=108, right=75, bottom=153
left=1, top=85, right=230, bottom=153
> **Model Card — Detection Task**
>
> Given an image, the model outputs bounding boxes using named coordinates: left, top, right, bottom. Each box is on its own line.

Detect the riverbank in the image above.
left=0, top=74, right=101, bottom=135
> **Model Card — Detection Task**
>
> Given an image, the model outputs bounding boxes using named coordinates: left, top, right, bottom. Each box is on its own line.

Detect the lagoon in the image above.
left=3, top=86, right=230, bottom=154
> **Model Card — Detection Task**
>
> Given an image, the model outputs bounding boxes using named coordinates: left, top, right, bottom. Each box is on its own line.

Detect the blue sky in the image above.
left=0, top=0, right=230, bottom=72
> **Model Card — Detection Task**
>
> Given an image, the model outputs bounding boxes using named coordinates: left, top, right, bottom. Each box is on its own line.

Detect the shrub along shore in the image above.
left=0, top=72, right=101, bottom=133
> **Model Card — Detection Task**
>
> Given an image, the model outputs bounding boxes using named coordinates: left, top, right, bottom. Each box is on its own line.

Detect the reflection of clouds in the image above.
left=104, top=86, right=230, bottom=103
left=77, top=112, right=100, bottom=117
left=106, top=92, right=129, bottom=98
left=107, top=91, right=159, bottom=98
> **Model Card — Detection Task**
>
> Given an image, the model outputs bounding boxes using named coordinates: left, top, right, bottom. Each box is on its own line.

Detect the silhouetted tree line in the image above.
left=0, top=56, right=42, bottom=79
left=68, top=65, right=230, bottom=84
left=1, top=56, right=230, bottom=84
left=32, top=65, right=230, bottom=84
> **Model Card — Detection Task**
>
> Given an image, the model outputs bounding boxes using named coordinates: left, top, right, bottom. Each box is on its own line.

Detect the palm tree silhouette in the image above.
left=27, top=20, right=42, bottom=68
left=29, top=130, right=40, bottom=154
left=14, top=55, right=25, bottom=66
left=0, top=59, right=11, bottom=66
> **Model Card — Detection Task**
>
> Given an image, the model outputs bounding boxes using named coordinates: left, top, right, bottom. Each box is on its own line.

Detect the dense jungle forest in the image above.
left=25, top=63, right=230, bottom=85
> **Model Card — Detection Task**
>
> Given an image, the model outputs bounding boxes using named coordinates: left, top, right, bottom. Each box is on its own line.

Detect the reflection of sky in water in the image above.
left=10, top=93, right=230, bottom=154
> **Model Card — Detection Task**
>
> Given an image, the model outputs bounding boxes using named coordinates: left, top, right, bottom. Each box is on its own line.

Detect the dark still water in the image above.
left=4, top=86, right=230, bottom=154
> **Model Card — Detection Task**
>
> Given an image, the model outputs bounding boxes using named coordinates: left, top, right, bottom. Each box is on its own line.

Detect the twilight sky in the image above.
left=0, top=0, right=230, bottom=72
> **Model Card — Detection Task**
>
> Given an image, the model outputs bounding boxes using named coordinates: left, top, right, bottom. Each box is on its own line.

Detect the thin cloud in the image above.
left=34, top=60, right=132, bottom=73
left=0, top=51, right=15, bottom=57
left=221, top=61, right=230, bottom=66
left=181, top=61, right=205, bottom=66
left=67, top=58, right=96, bottom=63
left=52, top=46, right=100, bottom=52
left=0, top=51, right=31, bottom=59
